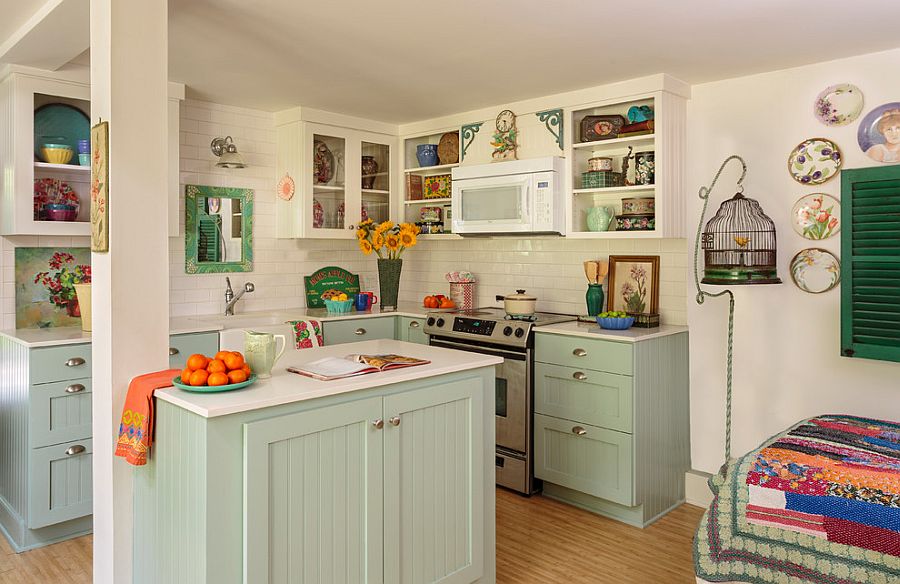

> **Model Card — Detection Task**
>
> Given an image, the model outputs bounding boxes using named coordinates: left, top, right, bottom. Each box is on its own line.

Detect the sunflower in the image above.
left=385, top=233, right=400, bottom=252
left=372, top=232, right=385, bottom=250
left=356, top=228, right=367, bottom=241
left=359, top=238, right=373, bottom=255
left=359, top=218, right=374, bottom=226
left=398, top=228, right=417, bottom=248
left=376, top=220, right=394, bottom=234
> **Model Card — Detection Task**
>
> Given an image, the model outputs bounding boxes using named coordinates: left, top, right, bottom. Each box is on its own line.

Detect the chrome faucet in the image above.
left=224, top=277, right=255, bottom=316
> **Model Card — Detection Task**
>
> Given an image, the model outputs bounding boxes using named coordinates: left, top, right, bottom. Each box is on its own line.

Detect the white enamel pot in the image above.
left=497, top=289, right=537, bottom=317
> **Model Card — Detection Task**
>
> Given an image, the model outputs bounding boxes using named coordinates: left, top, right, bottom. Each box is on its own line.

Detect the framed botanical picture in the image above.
left=607, top=255, right=660, bottom=314
left=90, top=120, right=109, bottom=252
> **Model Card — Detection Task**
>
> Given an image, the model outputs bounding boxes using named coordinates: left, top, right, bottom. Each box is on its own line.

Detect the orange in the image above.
left=214, top=351, right=232, bottom=362
left=207, top=359, right=227, bottom=374
left=439, top=298, right=455, bottom=308
left=188, top=369, right=209, bottom=386
left=223, top=352, right=245, bottom=371
left=180, top=367, right=192, bottom=383
left=186, top=354, right=209, bottom=371
left=242, top=364, right=252, bottom=376
left=227, top=369, right=248, bottom=384
left=207, top=372, right=229, bottom=386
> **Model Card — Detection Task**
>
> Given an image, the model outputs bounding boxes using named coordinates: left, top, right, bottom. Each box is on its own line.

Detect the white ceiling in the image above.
left=0, top=0, right=41, bottom=43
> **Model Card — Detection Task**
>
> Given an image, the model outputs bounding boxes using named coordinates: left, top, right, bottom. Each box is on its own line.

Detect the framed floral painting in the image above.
left=15, top=248, right=91, bottom=329
left=607, top=255, right=660, bottom=315
left=90, top=120, right=109, bottom=253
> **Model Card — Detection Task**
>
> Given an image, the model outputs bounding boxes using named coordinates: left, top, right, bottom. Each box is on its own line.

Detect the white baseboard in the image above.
left=684, top=469, right=713, bottom=508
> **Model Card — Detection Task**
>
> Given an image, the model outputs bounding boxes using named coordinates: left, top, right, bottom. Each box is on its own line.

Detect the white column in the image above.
left=90, top=1, right=169, bottom=582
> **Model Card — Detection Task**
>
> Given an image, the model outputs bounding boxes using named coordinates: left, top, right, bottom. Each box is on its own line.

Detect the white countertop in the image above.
left=155, top=339, right=500, bottom=418
left=536, top=321, right=689, bottom=342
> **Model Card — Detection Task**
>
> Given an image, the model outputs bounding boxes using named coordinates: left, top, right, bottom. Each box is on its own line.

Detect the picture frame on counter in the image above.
left=607, top=255, right=660, bottom=315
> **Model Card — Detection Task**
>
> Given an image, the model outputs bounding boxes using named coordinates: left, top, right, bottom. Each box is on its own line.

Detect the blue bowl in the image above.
left=597, top=316, right=635, bottom=330
left=45, top=203, right=76, bottom=211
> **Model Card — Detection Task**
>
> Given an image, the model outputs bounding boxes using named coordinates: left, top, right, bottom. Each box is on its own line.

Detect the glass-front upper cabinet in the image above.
left=275, top=118, right=397, bottom=239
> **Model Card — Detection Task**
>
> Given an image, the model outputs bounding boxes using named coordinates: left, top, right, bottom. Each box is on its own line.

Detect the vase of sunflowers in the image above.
left=356, top=219, right=420, bottom=309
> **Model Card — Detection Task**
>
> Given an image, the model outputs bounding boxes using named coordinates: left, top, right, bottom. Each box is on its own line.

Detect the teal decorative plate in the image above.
left=34, top=103, right=90, bottom=158
left=172, top=374, right=258, bottom=393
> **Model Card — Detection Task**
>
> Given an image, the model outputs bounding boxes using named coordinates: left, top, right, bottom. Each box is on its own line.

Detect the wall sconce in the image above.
left=210, top=136, right=246, bottom=169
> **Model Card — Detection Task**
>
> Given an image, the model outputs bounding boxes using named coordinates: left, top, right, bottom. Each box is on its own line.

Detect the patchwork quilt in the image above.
left=694, top=415, right=900, bottom=583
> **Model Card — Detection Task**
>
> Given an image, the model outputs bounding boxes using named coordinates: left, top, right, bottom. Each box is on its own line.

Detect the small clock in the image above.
left=496, top=109, right=516, bottom=133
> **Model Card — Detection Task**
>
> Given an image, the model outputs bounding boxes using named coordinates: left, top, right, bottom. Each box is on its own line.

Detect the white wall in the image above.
left=686, top=47, right=900, bottom=474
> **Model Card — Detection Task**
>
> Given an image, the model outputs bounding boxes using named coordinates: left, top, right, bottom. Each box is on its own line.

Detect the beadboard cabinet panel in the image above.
left=168, top=331, right=219, bottom=370
left=322, top=316, right=396, bottom=345
left=28, top=439, right=92, bottom=529
left=29, top=378, right=92, bottom=448
left=398, top=317, right=428, bottom=344
left=534, top=363, right=633, bottom=433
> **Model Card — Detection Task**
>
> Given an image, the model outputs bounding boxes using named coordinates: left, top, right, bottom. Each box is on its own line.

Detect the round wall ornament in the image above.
left=788, top=138, right=842, bottom=185
left=277, top=173, right=295, bottom=201
left=790, top=248, right=841, bottom=293
left=814, top=83, right=863, bottom=126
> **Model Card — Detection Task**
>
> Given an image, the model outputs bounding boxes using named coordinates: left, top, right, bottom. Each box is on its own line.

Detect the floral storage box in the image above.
left=581, top=171, right=624, bottom=189
left=423, top=174, right=451, bottom=199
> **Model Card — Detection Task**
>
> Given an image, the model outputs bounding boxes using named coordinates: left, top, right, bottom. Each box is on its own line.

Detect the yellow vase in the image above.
left=74, top=283, right=92, bottom=332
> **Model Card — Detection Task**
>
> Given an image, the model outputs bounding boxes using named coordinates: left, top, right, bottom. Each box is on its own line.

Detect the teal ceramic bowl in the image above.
left=172, top=374, right=257, bottom=393
left=324, top=299, right=354, bottom=313
left=597, top=316, right=635, bottom=330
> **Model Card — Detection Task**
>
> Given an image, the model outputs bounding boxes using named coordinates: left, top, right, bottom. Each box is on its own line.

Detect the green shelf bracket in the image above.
left=460, top=122, right=484, bottom=160
left=536, top=109, right=563, bottom=150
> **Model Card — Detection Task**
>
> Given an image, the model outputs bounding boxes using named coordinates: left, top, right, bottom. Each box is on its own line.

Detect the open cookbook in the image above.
left=287, top=354, right=430, bottom=381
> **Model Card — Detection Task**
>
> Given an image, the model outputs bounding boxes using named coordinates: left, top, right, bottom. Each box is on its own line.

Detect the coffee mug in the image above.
left=355, top=293, right=371, bottom=311
left=362, top=291, right=378, bottom=305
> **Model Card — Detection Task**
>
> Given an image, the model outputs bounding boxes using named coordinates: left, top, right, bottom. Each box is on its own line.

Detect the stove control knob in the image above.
left=426, top=317, right=436, bottom=326
left=503, top=326, right=513, bottom=336
left=436, top=318, right=445, bottom=327
left=514, top=327, right=525, bottom=338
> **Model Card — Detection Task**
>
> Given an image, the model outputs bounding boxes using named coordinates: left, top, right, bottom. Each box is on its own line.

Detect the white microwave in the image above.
left=451, top=157, right=565, bottom=235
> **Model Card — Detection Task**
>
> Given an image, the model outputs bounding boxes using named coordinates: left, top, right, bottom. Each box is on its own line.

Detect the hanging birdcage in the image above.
left=701, top=192, right=782, bottom=284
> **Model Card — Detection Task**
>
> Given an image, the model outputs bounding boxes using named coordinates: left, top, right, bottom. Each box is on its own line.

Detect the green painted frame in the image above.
left=184, top=184, right=254, bottom=274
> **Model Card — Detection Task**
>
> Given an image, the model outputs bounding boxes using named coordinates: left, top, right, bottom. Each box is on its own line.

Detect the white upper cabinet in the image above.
left=275, top=108, right=399, bottom=239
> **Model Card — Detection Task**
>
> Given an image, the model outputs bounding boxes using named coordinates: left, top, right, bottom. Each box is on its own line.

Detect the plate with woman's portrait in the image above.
left=858, top=102, right=900, bottom=164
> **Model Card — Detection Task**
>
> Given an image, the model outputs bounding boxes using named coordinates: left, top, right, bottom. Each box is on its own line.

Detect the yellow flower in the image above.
left=359, top=239, right=373, bottom=255
left=359, top=218, right=374, bottom=226
left=376, top=220, right=394, bottom=234
left=385, top=234, right=400, bottom=252
left=372, top=232, right=385, bottom=250
left=356, top=228, right=366, bottom=240
left=398, top=229, right=417, bottom=248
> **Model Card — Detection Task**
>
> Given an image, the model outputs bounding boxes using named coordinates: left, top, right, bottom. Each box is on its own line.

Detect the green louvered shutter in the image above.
left=840, top=166, right=900, bottom=362
left=198, top=215, right=221, bottom=262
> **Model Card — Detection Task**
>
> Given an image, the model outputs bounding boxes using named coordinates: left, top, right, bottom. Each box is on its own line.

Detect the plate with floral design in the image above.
left=791, top=194, right=840, bottom=240
left=790, top=248, right=840, bottom=293
left=788, top=138, right=842, bottom=185
left=814, top=84, right=863, bottom=126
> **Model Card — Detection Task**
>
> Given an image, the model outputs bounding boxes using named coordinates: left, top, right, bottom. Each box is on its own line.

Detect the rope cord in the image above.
left=693, top=155, right=746, bottom=462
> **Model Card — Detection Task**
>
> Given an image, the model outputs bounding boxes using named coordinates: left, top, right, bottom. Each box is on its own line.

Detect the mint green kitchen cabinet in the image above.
left=168, top=331, right=219, bottom=369
left=322, top=316, right=396, bottom=345
left=397, top=316, right=428, bottom=344
left=133, top=367, right=494, bottom=584
left=533, top=329, right=689, bottom=528
left=29, top=439, right=93, bottom=529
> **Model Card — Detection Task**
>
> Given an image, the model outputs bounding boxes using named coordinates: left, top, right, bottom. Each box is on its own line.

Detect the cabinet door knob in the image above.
left=65, top=445, right=86, bottom=456
left=372, top=418, right=384, bottom=430
left=572, top=348, right=587, bottom=357
left=348, top=225, right=356, bottom=230
left=354, top=328, right=366, bottom=335
left=409, top=321, right=420, bottom=328
left=573, top=371, right=587, bottom=381
left=65, top=357, right=86, bottom=367
left=65, top=383, right=85, bottom=394
left=169, top=347, right=180, bottom=356
left=389, top=416, right=401, bottom=426
left=572, top=426, right=587, bottom=436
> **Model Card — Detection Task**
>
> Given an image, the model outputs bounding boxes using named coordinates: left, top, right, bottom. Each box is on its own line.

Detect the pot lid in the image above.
left=506, top=289, right=536, bottom=301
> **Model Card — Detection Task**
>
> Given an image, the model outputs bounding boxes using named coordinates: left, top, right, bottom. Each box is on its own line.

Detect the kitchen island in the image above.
left=133, top=339, right=499, bottom=584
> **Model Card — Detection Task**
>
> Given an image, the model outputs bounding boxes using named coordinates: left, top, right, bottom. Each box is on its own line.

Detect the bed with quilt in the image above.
left=694, top=415, right=899, bottom=583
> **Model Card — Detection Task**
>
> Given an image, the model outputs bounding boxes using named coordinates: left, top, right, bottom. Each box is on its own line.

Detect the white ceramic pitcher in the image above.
left=244, top=330, right=287, bottom=378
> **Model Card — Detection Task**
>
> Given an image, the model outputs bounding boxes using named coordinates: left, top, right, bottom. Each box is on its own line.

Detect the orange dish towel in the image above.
left=114, top=369, right=181, bottom=466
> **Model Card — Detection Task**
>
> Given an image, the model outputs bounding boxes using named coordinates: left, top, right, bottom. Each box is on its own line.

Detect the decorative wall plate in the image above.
left=857, top=102, right=900, bottom=164
left=788, top=138, right=842, bottom=184
left=313, top=140, right=334, bottom=184
left=33, top=178, right=78, bottom=219
left=277, top=173, right=295, bottom=201
left=790, top=248, right=840, bottom=293
left=437, top=132, right=459, bottom=164
left=33, top=103, right=90, bottom=158
left=791, top=194, right=840, bottom=240
left=814, top=84, right=863, bottom=126
left=312, top=198, right=324, bottom=228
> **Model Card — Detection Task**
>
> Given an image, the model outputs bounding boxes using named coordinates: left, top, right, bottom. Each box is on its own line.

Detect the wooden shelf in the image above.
left=573, top=185, right=655, bottom=195
left=403, top=163, right=458, bottom=174
left=404, top=197, right=451, bottom=205
left=313, top=184, right=345, bottom=192
left=362, top=189, right=390, bottom=196
left=572, top=134, right=655, bottom=150
left=34, top=162, right=90, bottom=174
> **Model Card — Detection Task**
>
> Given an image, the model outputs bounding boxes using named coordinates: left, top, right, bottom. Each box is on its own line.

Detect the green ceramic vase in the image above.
left=585, top=283, right=604, bottom=316
left=377, top=258, right=402, bottom=309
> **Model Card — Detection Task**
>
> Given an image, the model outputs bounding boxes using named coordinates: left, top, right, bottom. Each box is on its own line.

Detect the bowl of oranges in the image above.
left=173, top=351, right=257, bottom=393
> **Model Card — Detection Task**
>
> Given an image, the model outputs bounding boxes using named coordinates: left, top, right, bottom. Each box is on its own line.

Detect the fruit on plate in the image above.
left=424, top=294, right=454, bottom=309
left=439, top=298, right=455, bottom=308
left=180, top=351, right=252, bottom=387
left=598, top=311, right=629, bottom=318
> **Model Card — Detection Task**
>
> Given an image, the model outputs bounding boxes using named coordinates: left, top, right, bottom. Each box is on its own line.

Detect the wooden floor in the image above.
left=0, top=489, right=703, bottom=583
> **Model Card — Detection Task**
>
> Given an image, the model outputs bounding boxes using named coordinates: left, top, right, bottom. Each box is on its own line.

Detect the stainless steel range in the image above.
left=424, top=307, right=575, bottom=495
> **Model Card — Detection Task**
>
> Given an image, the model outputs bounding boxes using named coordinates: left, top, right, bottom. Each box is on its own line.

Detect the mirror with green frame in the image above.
left=185, top=184, right=253, bottom=274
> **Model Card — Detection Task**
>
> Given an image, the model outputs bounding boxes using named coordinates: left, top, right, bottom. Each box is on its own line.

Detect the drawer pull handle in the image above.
left=65, top=445, right=86, bottom=456
left=389, top=416, right=401, bottom=426
left=409, top=321, right=420, bottom=328
left=65, top=357, right=86, bottom=367
left=372, top=418, right=384, bottom=430
left=65, top=383, right=85, bottom=394
left=573, top=348, right=587, bottom=357
left=354, top=328, right=366, bottom=335
left=573, top=371, right=587, bottom=381
left=572, top=426, right=587, bottom=436
left=169, top=347, right=180, bottom=356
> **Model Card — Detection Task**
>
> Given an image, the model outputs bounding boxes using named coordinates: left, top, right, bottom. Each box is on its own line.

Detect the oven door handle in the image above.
left=429, top=338, right=527, bottom=361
